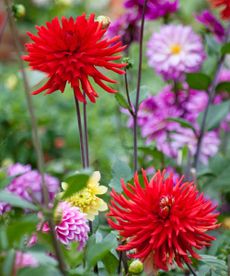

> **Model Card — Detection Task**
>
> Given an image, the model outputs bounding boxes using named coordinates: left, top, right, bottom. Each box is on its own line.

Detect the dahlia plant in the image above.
left=0, top=0, right=229, bottom=275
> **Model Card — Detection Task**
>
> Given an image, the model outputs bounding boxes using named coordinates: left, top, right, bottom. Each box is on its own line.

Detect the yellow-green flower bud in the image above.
left=12, top=4, right=26, bottom=19
left=129, top=259, right=144, bottom=274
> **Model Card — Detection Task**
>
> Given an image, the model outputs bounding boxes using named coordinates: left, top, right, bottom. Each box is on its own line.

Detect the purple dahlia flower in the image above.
left=124, top=0, right=179, bottom=20
left=0, top=163, right=60, bottom=214
left=126, top=85, right=221, bottom=164
left=147, top=25, right=206, bottom=80
left=107, top=12, right=140, bottom=48
left=196, top=10, right=225, bottom=42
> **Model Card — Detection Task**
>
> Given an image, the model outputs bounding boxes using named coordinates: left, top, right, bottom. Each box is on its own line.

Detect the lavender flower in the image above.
left=147, top=25, right=206, bottom=80
left=196, top=10, right=225, bottom=42
left=124, top=0, right=179, bottom=20
left=14, top=251, right=38, bottom=272
left=0, top=163, right=60, bottom=214
left=126, top=85, right=221, bottom=164
left=7, top=163, right=31, bottom=177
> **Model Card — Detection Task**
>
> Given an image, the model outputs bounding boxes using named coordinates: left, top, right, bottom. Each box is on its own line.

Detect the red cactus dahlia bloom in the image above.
left=107, top=170, right=220, bottom=271
left=209, top=0, right=230, bottom=19
left=23, top=14, right=126, bottom=103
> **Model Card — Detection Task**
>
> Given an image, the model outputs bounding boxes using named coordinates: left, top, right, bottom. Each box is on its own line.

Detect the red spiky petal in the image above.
left=23, top=14, right=126, bottom=103
left=107, top=170, right=220, bottom=271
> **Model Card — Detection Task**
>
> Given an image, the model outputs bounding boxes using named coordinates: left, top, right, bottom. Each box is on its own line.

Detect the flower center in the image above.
left=170, top=44, right=182, bottom=55
left=159, top=196, right=174, bottom=219
left=67, top=187, right=96, bottom=211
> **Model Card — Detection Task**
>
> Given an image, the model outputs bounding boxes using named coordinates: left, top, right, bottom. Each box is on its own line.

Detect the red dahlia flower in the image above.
left=108, top=170, right=220, bottom=271
left=209, top=0, right=230, bottom=19
left=23, top=14, right=126, bottom=103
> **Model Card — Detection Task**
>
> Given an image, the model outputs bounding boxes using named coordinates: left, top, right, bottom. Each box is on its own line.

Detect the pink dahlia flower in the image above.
left=13, top=251, right=38, bottom=274
left=44, top=202, right=89, bottom=250
left=147, top=25, right=206, bottom=80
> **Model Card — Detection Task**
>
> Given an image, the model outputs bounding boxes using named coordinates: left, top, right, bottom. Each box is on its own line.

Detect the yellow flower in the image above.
left=63, top=171, right=108, bottom=221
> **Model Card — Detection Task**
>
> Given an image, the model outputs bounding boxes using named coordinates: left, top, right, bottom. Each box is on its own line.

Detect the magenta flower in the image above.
left=196, top=10, right=225, bottom=42
left=44, top=202, right=89, bottom=249
left=107, top=12, right=140, bottom=48
left=124, top=0, right=179, bottom=20
left=147, top=25, right=206, bottom=80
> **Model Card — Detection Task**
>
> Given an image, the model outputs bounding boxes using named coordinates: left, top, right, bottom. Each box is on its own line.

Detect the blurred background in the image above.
left=0, top=0, right=215, bottom=183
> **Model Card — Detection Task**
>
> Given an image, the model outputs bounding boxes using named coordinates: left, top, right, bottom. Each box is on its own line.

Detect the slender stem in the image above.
left=193, top=24, right=230, bottom=170
left=83, top=93, right=89, bottom=167
left=0, top=13, right=8, bottom=44
left=74, top=95, right=86, bottom=168
left=124, top=70, right=134, bottom=116
left=185, top=262, right=197, bottom=276
left=133, top=0, right=148, bottom=172
left=4, top=1, right=66, bottom=274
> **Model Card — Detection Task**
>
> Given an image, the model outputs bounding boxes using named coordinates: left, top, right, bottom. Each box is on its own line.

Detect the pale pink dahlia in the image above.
left=14, top=251, right=38, bottom=274
left=147, top=25, right=206, bottom=80
left=45, top=202, right=89, bottom=249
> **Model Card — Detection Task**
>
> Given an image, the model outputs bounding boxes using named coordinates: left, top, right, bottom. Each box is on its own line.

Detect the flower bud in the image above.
left=122, top=57, right=134, bottom=70
left=128, top=259, right=144, bottom=274
left=12, top=4, right=26, bottom=19
left=96, top=15, right=111, bottom=29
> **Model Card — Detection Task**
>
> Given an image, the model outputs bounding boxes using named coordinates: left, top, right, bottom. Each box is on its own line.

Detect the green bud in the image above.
left=12, top=4, right=26, bottom=19
left=129, top=260, right=144, bottom=274
left=122, top=57, right=134, bottom=70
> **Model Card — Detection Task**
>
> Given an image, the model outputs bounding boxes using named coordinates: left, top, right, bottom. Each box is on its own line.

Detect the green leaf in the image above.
left=167, top=117, right=197, bottom=134
left=0, top=190, right=38, bottom=210
left=221, top=42, right=230, bottom=55
left=197, top=100, right=230, bottom=131
left=61, top=170, right=91, bottom=200
left=2, top=249, right=15, bottom=276
left=199, top=254, right=227, bottom=276
left=130, top=85, right=149, bottom=105
left=206, top=155, right=230, bottom=192
left=27, top=251, right=57, bottom=266
left=7, top=215, right=38, bottom=245
left=186, top=73, right=211, bottom=90
left=86, top=233, right=118, bottom=270
left=115, top=93, right=130, bottom=110
left=216, top=82, right=230, bottom=93
left=109, top=159, right=133, bottom=193
left=18, top=266, right=62, bottom=276
left=102, top=251, right=119, bottom=274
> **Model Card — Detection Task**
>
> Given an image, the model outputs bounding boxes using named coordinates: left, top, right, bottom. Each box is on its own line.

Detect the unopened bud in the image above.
left=12, top=4, right=26, bottom=19
left=129, top=259, right=144, bottom=274
left=122, top=57, right=134, bottom=70
left=96, top=15, right=111, bottom=29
